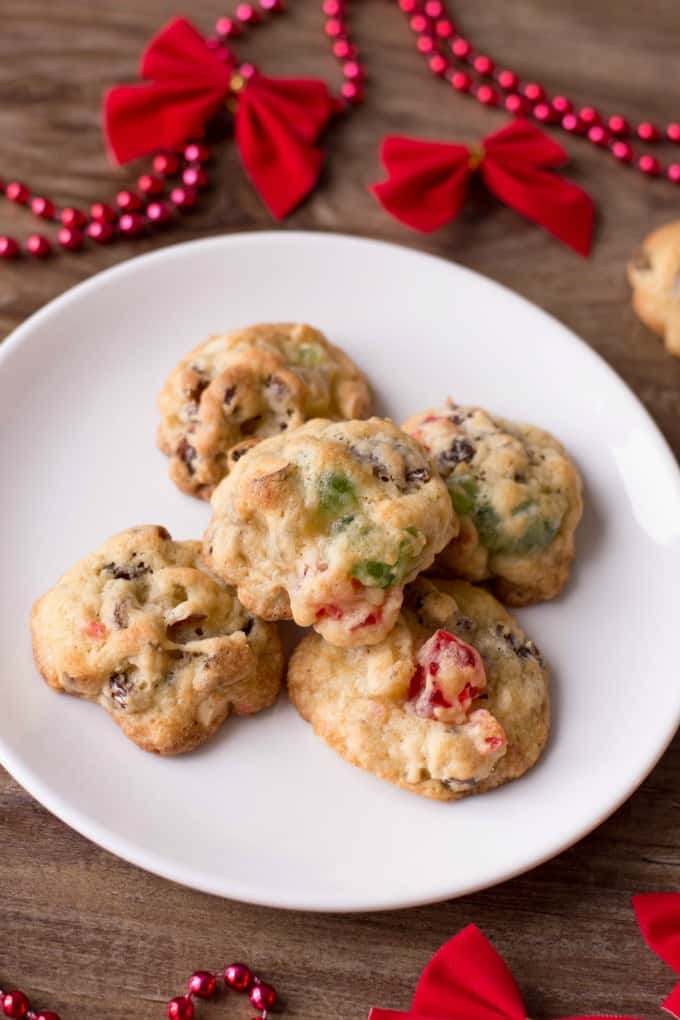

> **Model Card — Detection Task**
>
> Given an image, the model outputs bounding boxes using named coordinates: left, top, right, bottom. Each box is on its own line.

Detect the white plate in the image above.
left=2, top=232, right=679, bottom=912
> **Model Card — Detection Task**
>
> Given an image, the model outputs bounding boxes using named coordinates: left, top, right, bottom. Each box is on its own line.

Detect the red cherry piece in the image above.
left=587, top=124, right=610, bottom=147
left=450, top=70, right=471, bottom=92
left=118, top=212, right=146, bottom=235
left=497, top=69, right=518, bottom=90
left=57, top=226, right=84, bottom=251
left=146, top=200, right=173, bottom=224
left=6, top=181, right=29, bottom=204
left=608, top=114, right=630, bottom=137
left=638, top=154, right=661, bottom=176
left=90, top=201, right=117, bottom=223
left=25, top=234, right=51, bottom=258
left=637, top=121, right=660, bottom=143
left=579, top=106, right=600, bottom=126
left=667, top=123, right=680, bottom=143
left=87, top=220, right=115, bottom=243
left=153, top=153, right=181, bottom=176
left=60, top=207, right=86, bottom=228
left=561, top=112, right=586, bottom=135
left=170, top=186, right=198, bottom=210
left=249, top=983, right=277, bottom=1011
left=473, top=54, right=494, bottom=76
left=216, top=16, right=240, bottom=37
left=434, top=18, right=454, bottom=38
left=522, top=82, right=544, bottom=102
left=31, top=196, right=55, bottom=219
left=138, top=173, right=164, bottom=196
left=450, top=37, right=471, bottom=58
left=188, top=972, right=217, bottom=998
left=1, top=991, right=30, bottom=1018
left=167, top=997, right=194, bottom=1020
left=476, top=84, right=499, bottom=106
left=0, top=236, right=20, bottom=259
left=224, top=963, right=254, bottom=991
left=184, top=142, right=210, bottom=163
left=429, top=54, right=447, bottom=76
left=505, top=93, right=527, bottom=115
left=236, top=3, right=259, bottom=23
left=668, top=163, right=680, bottom=184
left=116, top=190, right=142, bottom=212
left=611, top=140, right=634, bottom=164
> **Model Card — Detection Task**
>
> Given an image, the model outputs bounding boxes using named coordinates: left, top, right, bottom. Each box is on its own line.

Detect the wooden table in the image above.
left=2, top=1, right=680, bottom=1016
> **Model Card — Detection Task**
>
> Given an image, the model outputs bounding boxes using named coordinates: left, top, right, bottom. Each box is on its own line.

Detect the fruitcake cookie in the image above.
left=204, top=417, right=456, bottom=647
left=158, top=322, right=373, bottom=499
left=287, top=577, right=549, bottom=801
left=628, top=221, right=680, bottom=357
left=402, top=401, right=582, bottom=605
left=31, top=526, right=283, bottom=754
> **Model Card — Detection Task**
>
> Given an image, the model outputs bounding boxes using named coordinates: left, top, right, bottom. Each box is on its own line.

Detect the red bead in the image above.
left=0, top=236, right=20, bottom=259
left=25, top=234, right=51, bottom=258
left=410, top=14, right=427, bottom=33
left=170, top=185, right=198, bottom=210
left=637, top=121, right=660, bottom=143
left=216, top=16, right=240, bottom=36
left=118, top=212, right=146, bottom=235
left=608, top=114, right=630, bottom=137
left=6, top=181, right=29, bottom=204
left=333, top=39, right=355, bottom=59
left=153, top=153, right=181, bottom=176
left=497, top=69, right=518, bottom=90
left=324, top=17, right=343, bottom=37
left=167, top=997, right=194, bottom=1020
left=138, top=173, right=164, bottom=196
left=205, top=35, right=221, bottom=48
left=561, top=112, right=586, bottom=135
left=587, top=124, right=610, bottom=147
left=236, top=3, right=259, bottom=23
left=434, top=18, right=454, bottom=38
left=90, top=201, right=116, bottom=223
left=399, top=0, right=417, bottom=10
left=476, top=84, right=499, bottom=106
left=505, top=93, right=527, bottom=115
left=424, top=0, right=444, bottom=15
left=35, top=1013, right=62, bottom=1020
left=638, top=154, right=661, bottom=176
left=450, top=70, right=472, bottom=92
left=429, top=54, right=447, bottom=76
left=667, top=123, right=680, bottom=143
left=611, top=140, right=634, bottom=164
left=579, top=106, right=600, bottom=126
left=86, top=220, right=115, bottom=243
left=551, top=95, right=572, bottom=115
left=533, top=101, right=557, bottom=123
left=182, top=166, right=208, bottom=189
left=60, top=207, right=86, bottom=228
left=473, top=55, right=494, bottom=76
left=522, top=82, right=544, bottom=102
left=31, top=196, right=55, bottom=219
left=1, top=991, right=30, bottom=1018
left=249, top=983, right=277, bottom=1011
left=57, top=226, right=84, bottom=250
left=224, top=964, right=254, bottom=991
left=668, top=163, right=680, bottom=183
left=340, top=81, right=363, bottom=104
left=260, top=0, right=285, bottom=13
left=116, top=190, right=142, bottom=212
left=322, top=0, right=343, bottom=14
left=416, top=35, right=435, bottom=54
left=184, top=142, right=210, bottom=164
left=343, top=60, right=363, bottom=81
left=450, top=37, right=471, bottom=59
left=146, top=200, right=174, bottom=224
left=188, top=972, right=217, bottom=998
left=240, top=63, right=256, bottom=80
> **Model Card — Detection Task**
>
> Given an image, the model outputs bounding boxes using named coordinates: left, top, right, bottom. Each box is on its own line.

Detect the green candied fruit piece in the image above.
left=351, top=559, right=397, bottom=589
left=318, top=472, right=357, bottom=516
left=512, top=515, right=559, bottom=554
left=472, top=501, right=504, bottom=551
left=448, top=476, right=478, bottom=517
left=296, top=344, right=325, bottom=367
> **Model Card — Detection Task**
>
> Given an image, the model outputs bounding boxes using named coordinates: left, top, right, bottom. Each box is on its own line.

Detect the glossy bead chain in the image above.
left=167, top=962, right=277, bottom=1020
left=1, top=984, right=61, bottom=1019
left=396, top=0, right=680, bottom=183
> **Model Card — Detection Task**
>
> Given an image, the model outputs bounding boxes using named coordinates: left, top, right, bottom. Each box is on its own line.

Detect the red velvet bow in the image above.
left=371, top=120, right=595, bottom=255
left=369, top=925, right=643, bottom=1020
left=103, top=17, right=334, bottom=218
left=634, top=894, right=680, bottom=1017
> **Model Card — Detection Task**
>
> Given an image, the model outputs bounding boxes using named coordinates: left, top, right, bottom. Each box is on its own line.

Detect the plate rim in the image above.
left=2, top=229, right=680, bottom=912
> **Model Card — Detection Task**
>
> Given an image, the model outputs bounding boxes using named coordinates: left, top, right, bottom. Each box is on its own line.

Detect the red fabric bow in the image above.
left=371, top=120, right=595, bottom=255
left=634, top=894, right=680, bottom=1017
left=369, top=925, right=643, bottom=1020
left=103, top=17, right=334, bottom=218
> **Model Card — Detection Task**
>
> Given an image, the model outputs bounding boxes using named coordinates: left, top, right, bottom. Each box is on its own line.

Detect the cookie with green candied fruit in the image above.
left=157, top=322, right=373, bottom=499
left=203, top=417, right=457, bottom=647
left=287, top=577, right=549, bottom=801
left=31, top=526, right=283, bottom=755
left=402, top=401, right=583, bottom=605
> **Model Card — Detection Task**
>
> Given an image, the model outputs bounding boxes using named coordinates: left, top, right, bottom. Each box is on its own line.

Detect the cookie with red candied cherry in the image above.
left=30, top=526, right=283, bottom=754
left=203, top=417, right=457, bottom=648
left=402, top=401, right=583, bottom=606
left=287, top=578, right=549, bottom=801
left=157, top=322, right=373, bottom=500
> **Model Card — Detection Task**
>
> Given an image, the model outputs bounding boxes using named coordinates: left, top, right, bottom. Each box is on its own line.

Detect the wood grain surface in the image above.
left=2, top=1, right=680, bottom=1017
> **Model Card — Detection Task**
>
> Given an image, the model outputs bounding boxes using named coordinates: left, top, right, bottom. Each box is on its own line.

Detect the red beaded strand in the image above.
left=167, top=963, right=278, bottom=1020
left=1, top=985, right=61, bottom=1020
left=396, top=0, right=680, bottom=183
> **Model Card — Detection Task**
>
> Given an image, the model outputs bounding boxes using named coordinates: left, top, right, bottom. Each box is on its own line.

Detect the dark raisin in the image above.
left=455, top=615, right=475, bottom=634
left=630, top=248, right=652, bottom=273
left=109, top=671, right=133, bottom=709
left=242, top=617, right=254, bottom=636
left=156, top=526, right=171, bottom=540
left=230, top=447, right=248, bottom=462
left=240, top=416, right=262, bottom=436
left=280, top=422, right=288, bottom=430
left=223, top=385, right=237, bottom=404
left=113, top=603, right=129, bottom=629
left=177, top=438, right=197, bottom=474
left=439, top=438, right=475, bottom=467
left=103, top=561, right=151, bottom=581
left=448, top=413, right=463, bottom=425
left=405, top=466, right=431, bottom=485
left=187, top=377, right=209, bottom=403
